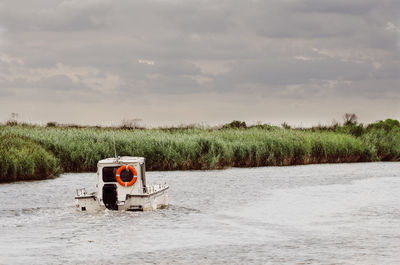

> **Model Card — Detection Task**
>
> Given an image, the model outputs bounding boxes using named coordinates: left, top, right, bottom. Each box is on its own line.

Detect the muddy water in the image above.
left=0, top=162, right=399, bottom=264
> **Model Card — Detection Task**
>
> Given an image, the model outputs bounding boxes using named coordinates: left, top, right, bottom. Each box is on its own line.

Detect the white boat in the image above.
left=75, top=156, right=169, bottom=212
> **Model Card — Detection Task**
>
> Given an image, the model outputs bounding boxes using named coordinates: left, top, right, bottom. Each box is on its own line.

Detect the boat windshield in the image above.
left=102, top=167, right=118, bottom=182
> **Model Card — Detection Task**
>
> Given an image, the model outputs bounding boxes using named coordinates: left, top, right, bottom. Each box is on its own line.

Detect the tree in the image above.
left=120, top=118, right=144, bottom=129
left=343, top=113, right=358, bottom=125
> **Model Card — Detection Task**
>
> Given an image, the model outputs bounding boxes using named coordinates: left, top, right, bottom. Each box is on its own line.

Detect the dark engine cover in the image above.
left=102, top=184, right=118, bottom=210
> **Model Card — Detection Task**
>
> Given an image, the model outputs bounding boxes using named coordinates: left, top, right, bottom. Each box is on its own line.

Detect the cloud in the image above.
left=0, top=54, right=124, bottom=102
left=290, top=0, right=378, bottom=15
left=0, top=0, right=399, bottom=124
left=0, top=0, right=113, bottom=31
left=138, top=59, right=155, bottom=65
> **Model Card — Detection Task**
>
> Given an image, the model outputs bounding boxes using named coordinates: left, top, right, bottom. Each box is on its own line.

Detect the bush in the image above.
left=361, top=128, right=400, bottom=160
left=222, top=120, right=247, bottom=129
left=366, top=119, right=400, bottom=132
left=0, top=135, right=61, bottom=182
left=337, top=123, right=365, bottom=137
left=46, top=121, right=57, bottom=127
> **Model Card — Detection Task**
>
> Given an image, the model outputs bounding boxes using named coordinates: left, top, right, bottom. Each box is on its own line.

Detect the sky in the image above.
left=0, top=0, right=399, bottom=127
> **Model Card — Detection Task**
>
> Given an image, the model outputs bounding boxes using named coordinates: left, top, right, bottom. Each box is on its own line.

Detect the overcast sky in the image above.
left=0, top=0, right=399, bottom=127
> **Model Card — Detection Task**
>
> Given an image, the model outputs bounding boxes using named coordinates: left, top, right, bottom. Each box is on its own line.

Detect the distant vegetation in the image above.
left=0, top=114, right=399, bottom=182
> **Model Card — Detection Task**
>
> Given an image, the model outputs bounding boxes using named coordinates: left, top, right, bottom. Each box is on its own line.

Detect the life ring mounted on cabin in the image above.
left=116, top=165, right=138, bottom=187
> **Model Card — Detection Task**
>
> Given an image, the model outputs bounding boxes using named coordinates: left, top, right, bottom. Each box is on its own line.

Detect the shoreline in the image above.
left=1, top=121, right=399, bottom=182
left=1, top=161, right=399, bottom=185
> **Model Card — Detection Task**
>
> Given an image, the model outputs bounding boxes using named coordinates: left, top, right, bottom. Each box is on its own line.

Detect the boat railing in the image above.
left=143, top=184, right=167, bottom=194
left=76, top=188, right=87, bottom=196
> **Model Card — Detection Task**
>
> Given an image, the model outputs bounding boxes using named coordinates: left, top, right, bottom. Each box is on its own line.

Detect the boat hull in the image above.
left=125, top=187, right=169, bottom=211
left=75, top=186, right=169, bottom=212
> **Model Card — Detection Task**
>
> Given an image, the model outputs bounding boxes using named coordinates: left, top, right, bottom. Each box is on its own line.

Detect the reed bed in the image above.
left=1, top=124, right=393, bottom=182
left=0, top=134, right=60, bottom=182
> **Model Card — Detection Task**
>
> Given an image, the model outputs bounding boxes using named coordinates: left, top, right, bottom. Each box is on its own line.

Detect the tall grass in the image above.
left=361, top=128, right=400, bottom=160
left=1, top=124, right=385, bottom=183
left=1, top=121, right=399, bottom=182
left=0, top=134, right=61, bottom=182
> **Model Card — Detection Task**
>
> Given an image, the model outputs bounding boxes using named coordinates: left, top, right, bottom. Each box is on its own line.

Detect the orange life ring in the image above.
left=116, top=165, right=138, bottom=187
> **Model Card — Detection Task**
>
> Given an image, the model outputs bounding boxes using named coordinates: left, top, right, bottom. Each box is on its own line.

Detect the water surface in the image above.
left=0, top=162, right=399, bottom=264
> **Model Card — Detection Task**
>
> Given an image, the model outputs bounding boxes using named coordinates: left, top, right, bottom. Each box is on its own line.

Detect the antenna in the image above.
left=112, top=130, right=117, bottom=158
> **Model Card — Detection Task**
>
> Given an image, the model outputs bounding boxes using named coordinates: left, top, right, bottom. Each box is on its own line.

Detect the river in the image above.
left=0, top=162, right=399, bottom=264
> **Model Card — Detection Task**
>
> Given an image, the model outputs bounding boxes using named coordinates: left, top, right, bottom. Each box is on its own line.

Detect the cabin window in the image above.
left=102, top=166, right=137, bottom=182
left=102, top=167, right=119, bottom=182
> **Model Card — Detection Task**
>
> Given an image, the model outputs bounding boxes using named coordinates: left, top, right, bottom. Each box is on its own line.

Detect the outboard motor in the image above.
left=102, top=184, right=118, bottom=210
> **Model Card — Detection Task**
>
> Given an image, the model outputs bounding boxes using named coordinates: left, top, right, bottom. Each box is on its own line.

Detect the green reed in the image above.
left=2, top=124, right=391, bottom=182
left=0, top=134, right=61, bottom=182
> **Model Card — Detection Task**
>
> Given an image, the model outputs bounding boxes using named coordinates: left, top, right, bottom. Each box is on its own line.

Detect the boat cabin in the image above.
left=97, top=156, right=147, bottom=210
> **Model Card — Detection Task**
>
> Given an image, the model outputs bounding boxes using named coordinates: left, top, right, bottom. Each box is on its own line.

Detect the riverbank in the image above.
left=0, top=119, right=399, bottom=182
